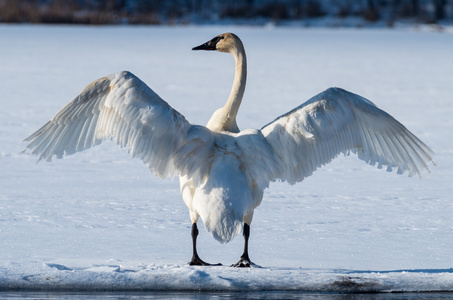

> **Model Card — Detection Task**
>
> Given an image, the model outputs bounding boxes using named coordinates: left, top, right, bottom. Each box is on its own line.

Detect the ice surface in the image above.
left=1, top=262, right=453, bottom=293
left=1, top=25, right=452, bottom=292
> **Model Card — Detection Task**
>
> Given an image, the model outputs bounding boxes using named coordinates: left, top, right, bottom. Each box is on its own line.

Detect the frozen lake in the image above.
left=2, top=291, right=453, bottom=300
left=0, top=24, right=452, bottom=293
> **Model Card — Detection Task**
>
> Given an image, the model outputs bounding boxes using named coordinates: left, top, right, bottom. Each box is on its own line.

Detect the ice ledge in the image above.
left=1, top=262, right=453, bottom=293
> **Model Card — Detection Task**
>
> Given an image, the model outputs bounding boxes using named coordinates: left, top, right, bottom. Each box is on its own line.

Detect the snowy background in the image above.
left=1, top=24, right=452, bottom=292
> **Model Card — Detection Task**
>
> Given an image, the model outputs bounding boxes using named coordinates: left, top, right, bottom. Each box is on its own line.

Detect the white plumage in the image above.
left=24, top=33, right=434, bottom=267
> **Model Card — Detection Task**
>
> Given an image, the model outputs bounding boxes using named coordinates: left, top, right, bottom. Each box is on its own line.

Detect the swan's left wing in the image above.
left=261, top=87, right=434, bottom=185
left=23, top=71, right=214, bottom=181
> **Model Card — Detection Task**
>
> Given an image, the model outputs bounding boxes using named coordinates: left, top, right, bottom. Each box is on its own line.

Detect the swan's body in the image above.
left=24, top=33, right=434, bottom=267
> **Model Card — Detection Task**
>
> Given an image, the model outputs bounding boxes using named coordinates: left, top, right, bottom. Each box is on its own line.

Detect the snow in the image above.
left=1, top=24, right=453, bottom=293
left=2, top=262, right=453, bottom=293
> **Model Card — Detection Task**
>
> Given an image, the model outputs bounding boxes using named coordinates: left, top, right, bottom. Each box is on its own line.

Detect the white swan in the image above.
left=24, top=33, right=434, bottom=267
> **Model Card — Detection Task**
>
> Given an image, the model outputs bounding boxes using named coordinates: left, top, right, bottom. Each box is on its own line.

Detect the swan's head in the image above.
left=192, top=33, right=243, bottom=54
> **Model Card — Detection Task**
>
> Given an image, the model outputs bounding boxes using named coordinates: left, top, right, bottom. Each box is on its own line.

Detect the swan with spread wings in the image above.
left=24, top=33, right=434, bottom=267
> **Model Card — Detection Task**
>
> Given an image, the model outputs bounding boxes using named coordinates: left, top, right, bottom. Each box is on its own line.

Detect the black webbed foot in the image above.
left=188, top=254, right=222, bottom=266
left=232, top=223, right=259, bottom=268
left=231, top=255, right=258, bottom=268
left=232, top=256, right=255, bottom=268
left=189, top=223, right=222, bottom=266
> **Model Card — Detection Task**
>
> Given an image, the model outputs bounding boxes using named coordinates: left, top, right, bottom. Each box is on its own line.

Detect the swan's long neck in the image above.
left=207, top=46, right=247, bottom=133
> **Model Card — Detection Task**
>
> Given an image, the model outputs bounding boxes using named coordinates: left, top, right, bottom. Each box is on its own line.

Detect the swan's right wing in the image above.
left=24, top=71, right=214, bottom=181
left=261, top=87, right=434, bottom=185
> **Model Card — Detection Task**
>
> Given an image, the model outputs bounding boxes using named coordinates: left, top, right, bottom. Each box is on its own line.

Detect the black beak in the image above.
left=192, top=41, right=216, bottom=51
left=192, top=36, right=222, bottom=51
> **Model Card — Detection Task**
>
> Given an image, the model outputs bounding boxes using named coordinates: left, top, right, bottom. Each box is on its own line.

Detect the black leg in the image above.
left=232, top=223, right=255, bottom=267
left=188, top=223, right=221, bottom=266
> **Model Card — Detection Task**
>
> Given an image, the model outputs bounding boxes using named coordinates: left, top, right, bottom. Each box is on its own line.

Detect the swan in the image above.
left=24, top=33, right=434, bottom=267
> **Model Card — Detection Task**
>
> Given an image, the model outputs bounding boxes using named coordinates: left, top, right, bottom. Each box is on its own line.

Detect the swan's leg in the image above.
left=188, top=223, right=221, bottom=266
left=232, top=223, right=255, bottom=267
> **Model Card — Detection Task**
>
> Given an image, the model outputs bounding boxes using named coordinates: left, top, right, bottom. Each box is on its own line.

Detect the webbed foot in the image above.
left=232, top=254, right=256, bottom=268
left=189, top=223, right=222, bottom=266
left=189, top=254, right=222, bottom=266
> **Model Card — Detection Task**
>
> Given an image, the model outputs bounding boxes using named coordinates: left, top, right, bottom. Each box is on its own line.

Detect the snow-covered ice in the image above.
left=1, top=25, right=452, bottom=293
left=2, top=262, right=453, bottom=293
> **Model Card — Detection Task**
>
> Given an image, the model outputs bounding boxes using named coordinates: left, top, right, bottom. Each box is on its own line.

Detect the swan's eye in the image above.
left=212, top=36, right=224, bottom=44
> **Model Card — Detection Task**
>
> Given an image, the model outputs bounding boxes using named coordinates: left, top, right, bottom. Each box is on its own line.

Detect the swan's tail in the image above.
left=194, top=187, right=244, bottom=244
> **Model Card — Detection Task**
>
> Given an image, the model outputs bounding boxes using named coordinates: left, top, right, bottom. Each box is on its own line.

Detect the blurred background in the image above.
left=0, top=0, right=452, bottom=27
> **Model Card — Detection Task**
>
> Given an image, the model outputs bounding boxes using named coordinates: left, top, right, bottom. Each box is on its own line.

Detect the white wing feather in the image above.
left=24, top=71, right=212, bottom=181
left=261, top=87, right=434, bottom=184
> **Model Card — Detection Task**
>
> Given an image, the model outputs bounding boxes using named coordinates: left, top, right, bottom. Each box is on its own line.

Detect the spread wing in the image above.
left=23, top=71, right=213, bottom=181
left=261, top=87, right=434, bottom=184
